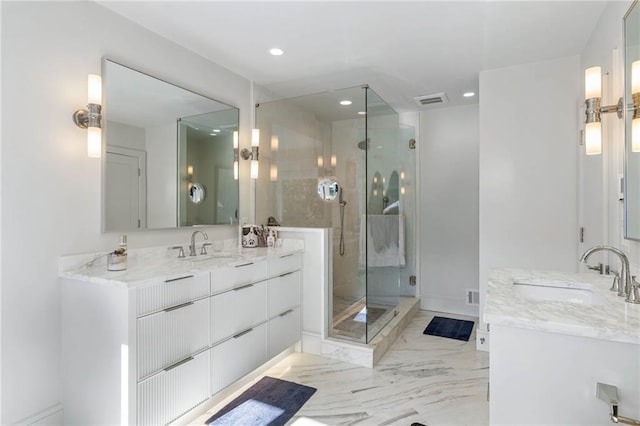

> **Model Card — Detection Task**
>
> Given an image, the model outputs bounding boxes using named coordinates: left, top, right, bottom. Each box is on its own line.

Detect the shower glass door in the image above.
left=364, top=87, right=404, bottom=342
left=254, top=86, right=414, bottom=344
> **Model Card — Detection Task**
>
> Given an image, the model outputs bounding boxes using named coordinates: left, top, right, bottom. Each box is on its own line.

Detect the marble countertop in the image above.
left=59, top=239, right=304, bottom=288
left=484, top=268, right=640, bottom=345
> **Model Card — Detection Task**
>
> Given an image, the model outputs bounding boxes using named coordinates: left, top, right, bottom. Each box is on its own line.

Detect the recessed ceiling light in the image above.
left=269, top=48, right=284, bottom=56
left=213, top=129, right=221, bottom=133
left=209, top=133, right=217, bottom=136
left=340, top=100, right=352, bottom=106
left=358, top=111, right=366, bottom=115
left=463, top=92, right=476, bottom=98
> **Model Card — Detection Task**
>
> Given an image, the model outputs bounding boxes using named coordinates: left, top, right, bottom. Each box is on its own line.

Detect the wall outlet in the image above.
left=466, top=289, right=480, bottom=305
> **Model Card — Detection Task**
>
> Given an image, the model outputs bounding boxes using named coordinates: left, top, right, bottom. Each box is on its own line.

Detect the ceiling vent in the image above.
left=414, top=92, right=448, bottom=107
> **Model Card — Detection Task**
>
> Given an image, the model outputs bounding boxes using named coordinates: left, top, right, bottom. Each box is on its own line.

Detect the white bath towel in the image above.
left=359, top=214, right=406, bottom=267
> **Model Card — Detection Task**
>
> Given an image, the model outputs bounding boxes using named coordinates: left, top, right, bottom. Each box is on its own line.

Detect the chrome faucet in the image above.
left=580, top=245, right=639, bottom=303
left=189, top=230, right=208, bottom=256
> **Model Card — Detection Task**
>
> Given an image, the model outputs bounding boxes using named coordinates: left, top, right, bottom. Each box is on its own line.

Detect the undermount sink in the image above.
left=180, top=253, right=239, bottom=262
left=512, top=279, right=608, bottom=305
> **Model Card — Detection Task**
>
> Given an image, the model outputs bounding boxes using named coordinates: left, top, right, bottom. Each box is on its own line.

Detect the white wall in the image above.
left=1, top=2, right=252, bottom=423
left=478, top=56, right=580, bottom=336
left=580, top=2, right=639, bottom=271
left=419, top=104, right=479, bottom=316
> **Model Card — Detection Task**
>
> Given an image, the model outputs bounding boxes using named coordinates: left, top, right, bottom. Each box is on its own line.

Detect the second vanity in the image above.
left=60, top=242, right=303, bottom=425
left=485, top=268, right=640, bottom=425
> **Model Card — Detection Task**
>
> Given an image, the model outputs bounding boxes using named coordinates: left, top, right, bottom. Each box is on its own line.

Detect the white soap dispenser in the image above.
left=267, top=229, right=275, bottom=248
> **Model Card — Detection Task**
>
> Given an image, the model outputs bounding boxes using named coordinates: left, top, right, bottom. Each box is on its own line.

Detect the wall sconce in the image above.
left=632, top=61, right=640, bottom=152
left=241, top=129, right=260, bottom=179
left=233, top=131, right=239, bottom=180
left=584, top=66, right=623, bottom=155
left=73, top=74, right=102, bottom=158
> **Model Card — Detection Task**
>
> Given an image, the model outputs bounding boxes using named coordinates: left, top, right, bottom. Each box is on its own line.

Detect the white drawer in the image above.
left=267, top=271, right=301, bottom=318
left=267, top=307, right=301, bottom=359
left=211, top=259, right=267, bottom=294
left=137, top=349, right=210, bottom=426
left=137, top=298, right=210, bottom=380
left=137, top=273, right=210, bottom=317
left=211, top=280, right=267, bottom=343
left=211, top=322, right=267, bottom=395
left=268, top=252, right=302, bottom=277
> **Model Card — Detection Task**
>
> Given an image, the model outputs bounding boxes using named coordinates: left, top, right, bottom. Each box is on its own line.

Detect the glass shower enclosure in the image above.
left=255, top=86, right=415, bottom=344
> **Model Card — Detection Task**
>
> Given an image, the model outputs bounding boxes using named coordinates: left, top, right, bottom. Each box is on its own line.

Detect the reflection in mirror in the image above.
left=188, top=183, right=206, bottom=204
left=317, top=176, right=340, bottom=201
left=103, top=59, right=239, bottom=232
left=625, top=2, right=640, bottom=239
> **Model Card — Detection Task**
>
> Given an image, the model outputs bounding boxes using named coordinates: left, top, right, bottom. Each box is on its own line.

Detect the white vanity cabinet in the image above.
left=209, top=253, right=302, bottom=395
left=61, top=248, right=303, bottom=426
left=61, top=271, right=212, bottom=426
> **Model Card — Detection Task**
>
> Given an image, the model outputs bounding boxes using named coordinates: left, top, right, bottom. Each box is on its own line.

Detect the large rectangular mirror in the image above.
left=103, top=59, right=239, bottom=232
left=625, top=1, right=640, bottom=240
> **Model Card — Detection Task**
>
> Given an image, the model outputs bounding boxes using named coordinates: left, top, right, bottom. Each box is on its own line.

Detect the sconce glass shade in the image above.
left=585, top=121, right=602, bottom=155
left=633, top=119, right=640, bottom=153
left=271, top=135, right=279, bottom=151
left=633, top=61, right=640, bottom=94
left=317, top=155, right=324, bottom=168
left=331, top=154, right=337, bottom=167
left=233, top=161, right=239, bottom=180
left=585, top=67, right=602, bottom=99
left=87, top=127, right=101, bottom=158
left=250, top=159, right=259, bottom=179
left=251, top=129, right=260, bottom=147
left=187, top=165, right=194, bottom=176
left=88, top=74, right=102, bottom=105
left=270, top=164, right=278, bottom=181
left=233, top=131, right=239, bottom=149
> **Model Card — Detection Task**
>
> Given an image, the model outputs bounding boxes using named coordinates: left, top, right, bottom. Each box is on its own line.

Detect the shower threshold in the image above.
left=332, top=298, right=397, bottom=342
left=323, top=297, right=420, bottom=368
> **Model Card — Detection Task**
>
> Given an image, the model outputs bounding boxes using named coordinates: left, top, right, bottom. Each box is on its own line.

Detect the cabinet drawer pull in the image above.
left=279, top=271, right=295, bottom=277
left=279, top=309, right=294, bottom=317
left=279, top=254, right=294, bottom=258
left=234, top=262, right=254, bottom=268
left=165, top=275, right=194, bottom=283
left=233, top=328, right=254, bottom=339
left=233, top=283, right=254, bottom=291
left=163, top=356, right=194, bottom=372
left=163, top=301, right=194, bottom=312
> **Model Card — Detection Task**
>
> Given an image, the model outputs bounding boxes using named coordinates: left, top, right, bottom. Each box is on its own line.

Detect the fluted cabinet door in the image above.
left=267, top=271, right=301, bottom=318
left=137, top=273, right=210, bottom=317
left=137, top=298, right=210, bottom=380
left=267, top=307, right=301, bottom=359
left=137, top=350, right=210, bottom=426
left=210, top=323, right=267, bottom=395
left=211, top=281, right=267, bottom=344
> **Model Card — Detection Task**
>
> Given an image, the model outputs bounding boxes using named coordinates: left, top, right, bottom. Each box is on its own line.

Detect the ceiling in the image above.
left=98, top=1, right=610, bottom=114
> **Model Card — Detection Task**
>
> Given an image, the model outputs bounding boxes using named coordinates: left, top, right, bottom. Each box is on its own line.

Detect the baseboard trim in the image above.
left=13, top=404, right=63, bottom=425
left=421, top=297, right=479, bottom=317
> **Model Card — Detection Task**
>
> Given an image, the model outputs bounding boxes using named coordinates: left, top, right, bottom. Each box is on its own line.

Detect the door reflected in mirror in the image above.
left=103, top=59, right=239, bottom=232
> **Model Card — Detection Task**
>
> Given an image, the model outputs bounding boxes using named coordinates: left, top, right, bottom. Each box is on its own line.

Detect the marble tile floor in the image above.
left=193, top=310, right=489, bottom=426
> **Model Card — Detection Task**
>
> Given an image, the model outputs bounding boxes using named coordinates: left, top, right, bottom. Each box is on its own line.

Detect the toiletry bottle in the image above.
left=118, top=235, right=127, bottom=254
left=267, top=229, right=275, bottom=248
